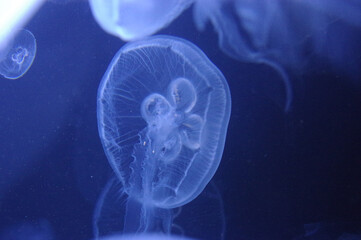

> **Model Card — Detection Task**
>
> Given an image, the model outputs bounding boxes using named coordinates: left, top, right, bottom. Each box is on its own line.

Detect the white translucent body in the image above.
left=0, top=29, right=36, bottom=79
left=193, top=0, right=361, bottom=111
left=0, top=0, right=44, bottom=51
left=89, top=0, right=193, bottom=41
left=98, top=36, right=231, bottom=209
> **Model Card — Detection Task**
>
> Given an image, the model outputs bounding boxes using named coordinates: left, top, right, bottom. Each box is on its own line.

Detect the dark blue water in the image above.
left=0, top=1, right=361, bottom=240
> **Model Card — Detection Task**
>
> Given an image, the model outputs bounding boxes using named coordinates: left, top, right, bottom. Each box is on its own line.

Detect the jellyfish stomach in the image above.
left=123, top=195, right=173, bottom=234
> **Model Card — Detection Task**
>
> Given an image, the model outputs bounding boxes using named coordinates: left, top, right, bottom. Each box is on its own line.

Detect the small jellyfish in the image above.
left=89, top=0, right=193, bottom=41
left=194, top=0, right=361, bottom=66
left=47, top=0, right=83, bottom=4
left=0, top=29, right=36, bottom=80
left=97, top=35, right=231, bottom=233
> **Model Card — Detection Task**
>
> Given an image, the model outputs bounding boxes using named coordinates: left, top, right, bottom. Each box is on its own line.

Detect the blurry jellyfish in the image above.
left=193, top=0, right=361, bottom=110
left=47, top=0, right=85, bottom=4
left=0, top=29, right=36, bottom=79
left=89, top=0, right=361, bottom=111
left=0, top=0, right=44, bottom=50
left=97, top=233, right=196, bottom=240
left=193, top=0, right=361, bottom=66
left=89, top=0, right=194, bottom=41
left=93, top=178, right=225, bottom=240
left=97, top=35, right=230, bottom=233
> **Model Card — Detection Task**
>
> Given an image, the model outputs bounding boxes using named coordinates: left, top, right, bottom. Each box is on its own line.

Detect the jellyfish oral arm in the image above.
left=97, top=36, right=231, bottom=235
left=123, top=197, right=173, bottom=234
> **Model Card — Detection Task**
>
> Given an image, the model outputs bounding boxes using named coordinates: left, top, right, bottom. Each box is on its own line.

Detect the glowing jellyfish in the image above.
left=0, top=29, right=36, bottom=80
left=194, top=0, right=361, bottom=110
left=97, top=233, right=196, bottom=240
left=90, top=0, right=361, bottom=110
left=97, top=35, right=230, bottom=233
left=194, top=0, right=361, bottom=66
left=89, top=0, right=194, bottom=41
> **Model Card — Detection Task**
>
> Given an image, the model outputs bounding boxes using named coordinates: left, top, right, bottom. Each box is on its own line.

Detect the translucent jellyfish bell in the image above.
left=0, top=0, right=44, bottom=51
left=194, top=0, right=361, bottom=65
left=0, top=29, right=36, bottom=79
left=98, top=35, right=231, bottom=208
left=97, top=35, right=230, bottom=233
left=89, top=0, right=194, bottom=41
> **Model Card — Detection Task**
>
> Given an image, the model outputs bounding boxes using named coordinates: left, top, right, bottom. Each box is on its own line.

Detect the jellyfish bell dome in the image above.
left=97, top=35, right=231, bottom=209
left=98, top=233, right=196, bottom=240
left=89, top=0, right=194, bottom=41
left=0, top=29, right=36, bottom=80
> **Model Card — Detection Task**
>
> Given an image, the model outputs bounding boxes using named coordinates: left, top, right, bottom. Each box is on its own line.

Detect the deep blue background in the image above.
left=0, top=1, right=361, bottom=240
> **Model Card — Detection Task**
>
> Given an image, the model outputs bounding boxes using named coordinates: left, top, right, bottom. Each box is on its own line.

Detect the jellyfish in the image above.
left=97, top=233, right=196, bottom=240
left=89, top=0, right=194, bottom=41
left=0, top=0, right=43, bottom=51
left=90, top=0, right=361, bottom=111
left=48, top=0, right=86, bottom=4
left=0, top=29, right=36, bottom=79
left=193, top=0, right=361, bottom=67
left=193, top=0, right=361, bottom=110
left=97, top=35, right=231, bottom=234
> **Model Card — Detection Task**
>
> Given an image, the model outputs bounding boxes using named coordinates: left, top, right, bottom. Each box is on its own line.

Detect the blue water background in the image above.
left=0, top=1, right=361, bottom=240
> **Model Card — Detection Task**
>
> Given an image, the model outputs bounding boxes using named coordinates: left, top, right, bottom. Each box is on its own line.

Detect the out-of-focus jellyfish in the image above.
left=0, top=0, right=44, bottom=51
left=193, top=0, right=293, bottom=111
left=0, top=219, right=54, bottom=240
left=90, top=0, right=361, bottom=111
left=89, top=0, right=194, bottom=41
left=47, top=0, right=79, bottom=4
left=194, top=0, right=361, bottom=110
left=47, top=0, right=89, bottom=4
left=97, top=233, right=196, bottom=240
left=97, top=35, right=230, bottom=233
left=0, top=29, right=36, bottom=79
left=93, top=178, right=225, bottom=240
